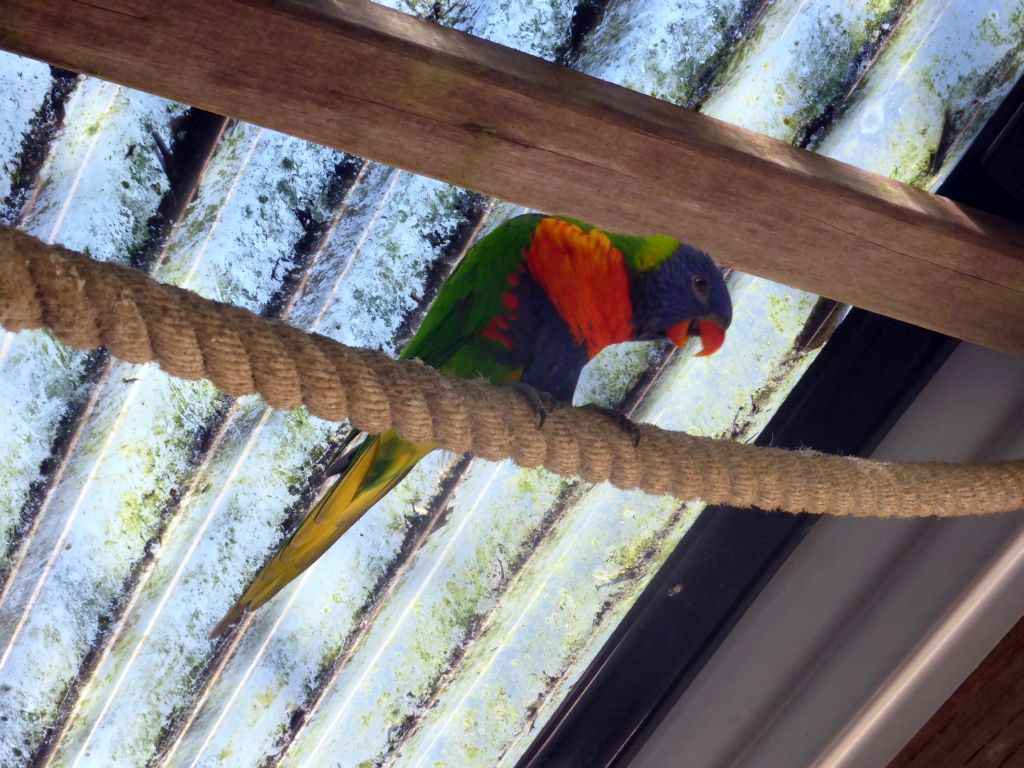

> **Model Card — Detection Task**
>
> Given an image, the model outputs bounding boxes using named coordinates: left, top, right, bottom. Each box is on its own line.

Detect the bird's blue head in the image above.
left=630, top=245, right=732, bottom=356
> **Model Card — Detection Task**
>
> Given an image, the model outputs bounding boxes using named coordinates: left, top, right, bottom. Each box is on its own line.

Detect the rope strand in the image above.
left=1, top=225, right=1021, bottom=518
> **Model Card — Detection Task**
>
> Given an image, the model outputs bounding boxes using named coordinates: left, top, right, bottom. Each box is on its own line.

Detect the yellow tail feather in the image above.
left=211, top=431, right=433, bottom=637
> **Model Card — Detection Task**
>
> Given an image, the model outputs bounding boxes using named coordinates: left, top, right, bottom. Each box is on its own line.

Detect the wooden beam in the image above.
left=1, top=0, right=1023, bottom=356
left=888, top=614, right=1024, bottom=767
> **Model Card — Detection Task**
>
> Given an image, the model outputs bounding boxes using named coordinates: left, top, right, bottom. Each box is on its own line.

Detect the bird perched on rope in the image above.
left=212, top=214, right=732, bottom=635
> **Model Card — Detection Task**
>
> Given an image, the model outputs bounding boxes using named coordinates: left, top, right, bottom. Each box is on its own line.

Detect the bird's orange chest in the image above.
left=519, top=218, right=635, bottom=358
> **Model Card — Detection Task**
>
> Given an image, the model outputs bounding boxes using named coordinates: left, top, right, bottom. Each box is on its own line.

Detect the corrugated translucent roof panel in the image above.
left=0, top=1, right=1021, bottom=766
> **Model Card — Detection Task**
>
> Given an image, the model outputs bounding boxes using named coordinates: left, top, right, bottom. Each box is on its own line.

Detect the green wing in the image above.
left=400, top=213, right=544, bottom=371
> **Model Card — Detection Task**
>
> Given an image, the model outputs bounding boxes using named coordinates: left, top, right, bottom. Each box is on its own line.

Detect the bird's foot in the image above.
left=508, top=382, right=560, bottom=430
left=582, top=404, right=642, bottom=448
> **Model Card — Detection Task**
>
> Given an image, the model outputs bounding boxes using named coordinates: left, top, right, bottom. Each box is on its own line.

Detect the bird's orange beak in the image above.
left=667, top=318, right=727, bottom=357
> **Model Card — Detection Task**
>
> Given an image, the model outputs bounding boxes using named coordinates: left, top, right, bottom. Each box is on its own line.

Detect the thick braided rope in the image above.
left=1, top=226, right=1021, bottom=517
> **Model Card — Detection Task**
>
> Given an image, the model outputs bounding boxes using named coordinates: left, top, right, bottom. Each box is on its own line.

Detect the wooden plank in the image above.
left=1, top=0, right=1023, bottom=356
left=888, top=614, right=1024, bottom=767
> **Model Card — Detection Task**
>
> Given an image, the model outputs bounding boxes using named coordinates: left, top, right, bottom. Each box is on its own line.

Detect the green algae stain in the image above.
left=112, top=484, right=160, bottom=550
left=176, top=200, right=223, bottom=254
left=244, top=692, right=278, bottom=731
left=774, top=82, right=787, bottom=107
left=511, top=467, right=562, bottom=509
left=765, top=293, right=795, bottom=334
left=273, top=408, right=323, bottom=491
left=439, top=561, right=489, bottom=638
left=576, top=341, right=656, bottom=409
left=606, top=526, right=660, bottom=583
left=79, top=88, right=128, bottom=141
left=978, top=11, right=1015, bottom=46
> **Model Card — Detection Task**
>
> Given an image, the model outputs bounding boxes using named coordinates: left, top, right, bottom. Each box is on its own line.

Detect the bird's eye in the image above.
left=693, top=275, right=709, bottom=295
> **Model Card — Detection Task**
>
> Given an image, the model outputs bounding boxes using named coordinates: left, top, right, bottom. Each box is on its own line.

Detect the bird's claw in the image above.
left=583, top=404, right=642, bottom=448
left=509, top=382, right=560, bottom=430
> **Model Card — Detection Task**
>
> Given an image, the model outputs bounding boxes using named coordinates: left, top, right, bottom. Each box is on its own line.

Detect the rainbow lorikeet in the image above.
left=213, top=214, right=731, bottom=634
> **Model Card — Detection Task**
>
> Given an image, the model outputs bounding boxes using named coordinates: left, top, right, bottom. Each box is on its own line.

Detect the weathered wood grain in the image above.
left=1, top=0, right=1023, bottom=355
